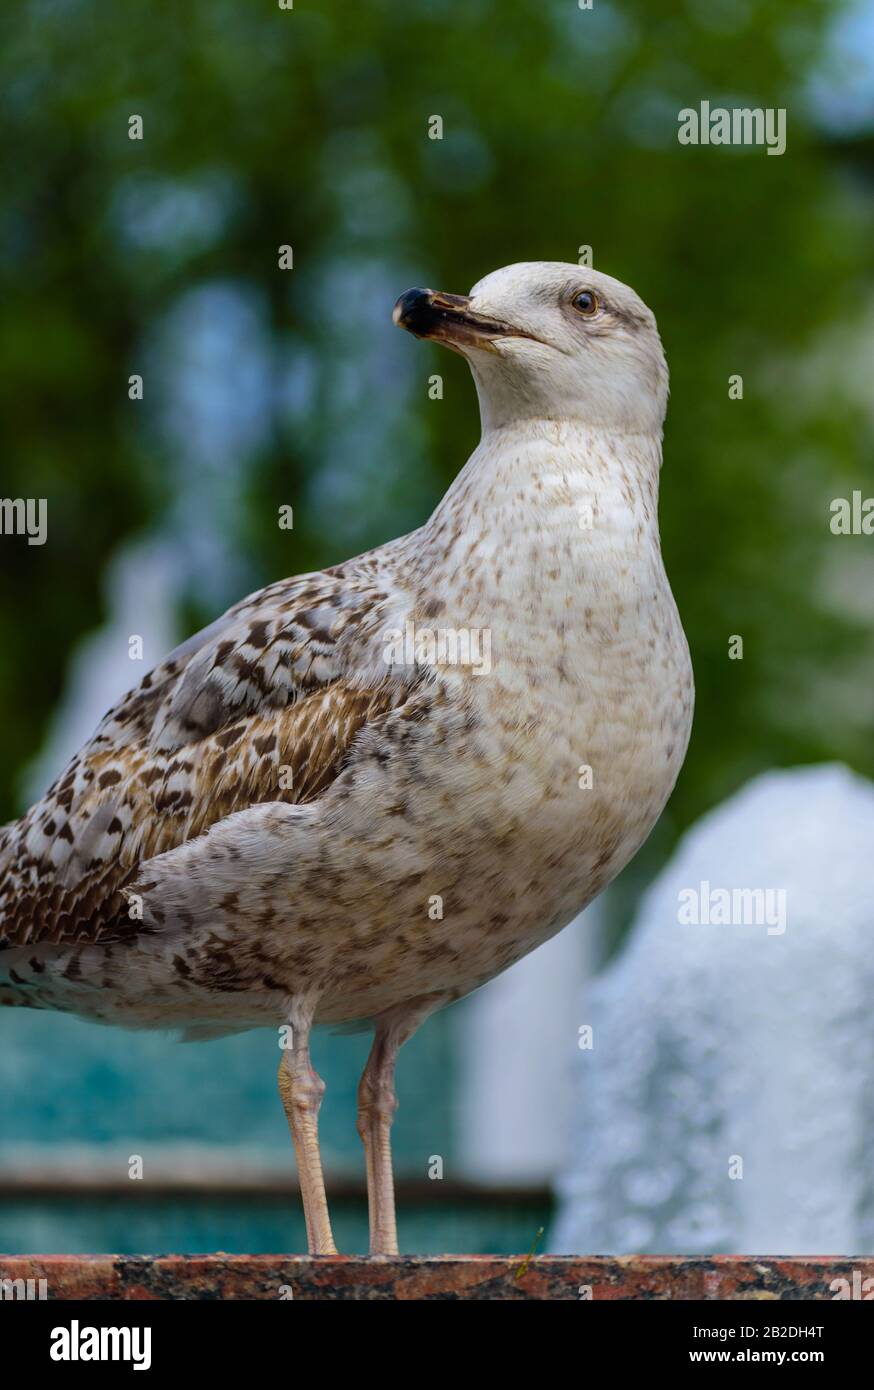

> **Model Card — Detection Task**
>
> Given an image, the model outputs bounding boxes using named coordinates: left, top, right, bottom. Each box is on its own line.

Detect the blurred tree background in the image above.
left=0, top=0, right=872, bottom=1252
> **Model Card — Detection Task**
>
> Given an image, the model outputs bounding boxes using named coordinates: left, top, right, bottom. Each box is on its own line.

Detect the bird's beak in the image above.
left=392, top=288, right=518, bottom=352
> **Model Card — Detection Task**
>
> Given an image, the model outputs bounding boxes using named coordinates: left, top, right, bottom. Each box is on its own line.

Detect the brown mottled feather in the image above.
left=0, top=562, right=413, bottom=950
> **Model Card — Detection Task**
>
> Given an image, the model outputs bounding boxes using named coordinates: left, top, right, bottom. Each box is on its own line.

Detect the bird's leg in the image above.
left=278, top=1012, right=337, bottom=1256
left=357, top=995, right=443, bottom=1256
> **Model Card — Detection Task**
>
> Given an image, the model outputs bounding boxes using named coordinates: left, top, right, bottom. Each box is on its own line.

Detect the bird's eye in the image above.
left=573, top=290, right=599, bottom=316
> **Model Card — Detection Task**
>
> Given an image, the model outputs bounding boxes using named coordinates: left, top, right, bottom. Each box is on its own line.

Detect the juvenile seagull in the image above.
left=0, top=263, right=693, bottom=1255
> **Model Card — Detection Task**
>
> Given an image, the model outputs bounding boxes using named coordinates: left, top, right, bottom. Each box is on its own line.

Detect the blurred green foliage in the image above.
left=1, top=0, right=872, bottom=875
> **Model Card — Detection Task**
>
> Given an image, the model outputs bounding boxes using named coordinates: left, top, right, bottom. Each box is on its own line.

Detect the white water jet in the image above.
left=551, top=763, right=874, bottom=1254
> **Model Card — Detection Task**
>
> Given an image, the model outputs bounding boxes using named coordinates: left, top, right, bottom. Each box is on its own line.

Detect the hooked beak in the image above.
left=392, top=287, right=521, bottom=352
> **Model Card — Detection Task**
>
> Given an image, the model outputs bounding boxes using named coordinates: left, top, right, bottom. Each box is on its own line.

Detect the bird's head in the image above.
left=393, top=261, right=668, bottom=436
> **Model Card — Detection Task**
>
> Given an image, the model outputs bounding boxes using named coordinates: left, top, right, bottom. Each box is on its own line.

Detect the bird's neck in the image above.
left=416, top=418, right=664, bottom=588
left=395, top=419, right=675, bottom=727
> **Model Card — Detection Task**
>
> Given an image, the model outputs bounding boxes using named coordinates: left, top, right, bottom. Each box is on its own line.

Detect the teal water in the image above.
left=0, top=1007, right=451, bottom=1163
left=0, top=1003, right=544, bottom=1253
left=0, top=1198, right=551, bottom=1257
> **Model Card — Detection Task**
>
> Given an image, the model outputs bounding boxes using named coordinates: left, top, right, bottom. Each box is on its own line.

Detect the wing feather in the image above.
left=0, top=560, right=414, bottom=949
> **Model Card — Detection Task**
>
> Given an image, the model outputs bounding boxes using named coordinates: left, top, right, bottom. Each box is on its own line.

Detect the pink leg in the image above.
left=357, top=996, right=444, bottom=1256
left=278, top=1011, right=337, bottom=1255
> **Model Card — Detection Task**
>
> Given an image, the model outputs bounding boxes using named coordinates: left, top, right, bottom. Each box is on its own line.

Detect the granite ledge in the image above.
left=1, top=1254, right=871, bottom=1300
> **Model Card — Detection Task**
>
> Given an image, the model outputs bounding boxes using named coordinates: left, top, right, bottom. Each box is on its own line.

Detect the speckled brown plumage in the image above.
left=0, top=567, right=412, bottom=953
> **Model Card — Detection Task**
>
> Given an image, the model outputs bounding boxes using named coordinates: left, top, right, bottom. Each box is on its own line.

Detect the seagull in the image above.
left=0, top=262, right=693, bottom=1256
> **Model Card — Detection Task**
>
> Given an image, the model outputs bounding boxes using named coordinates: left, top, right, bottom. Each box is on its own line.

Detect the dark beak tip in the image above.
left=392, top=287, right=434, bottom=330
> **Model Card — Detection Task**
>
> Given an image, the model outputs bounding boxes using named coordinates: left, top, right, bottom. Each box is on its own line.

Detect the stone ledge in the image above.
left=1, top=1254, right=870, bottom=1300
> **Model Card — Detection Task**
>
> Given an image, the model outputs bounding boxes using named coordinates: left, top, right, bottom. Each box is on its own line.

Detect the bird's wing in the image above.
left=0, top=559, right=416, bottom=949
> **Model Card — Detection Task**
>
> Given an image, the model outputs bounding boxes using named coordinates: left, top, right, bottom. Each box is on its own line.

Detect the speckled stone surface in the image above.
left=1, top=1255, right=872, bottom=1300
